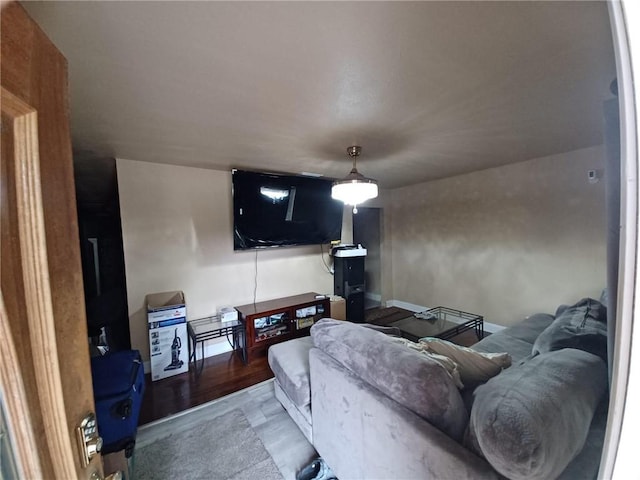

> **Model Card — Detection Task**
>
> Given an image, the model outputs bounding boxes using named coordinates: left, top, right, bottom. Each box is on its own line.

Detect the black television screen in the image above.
left=232, top=170, right=344, bottom=250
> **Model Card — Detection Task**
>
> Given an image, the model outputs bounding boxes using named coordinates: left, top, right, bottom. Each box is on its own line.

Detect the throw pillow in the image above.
left=532, top=297, right=607, bottom=361
left=419, top=337, right=511, bottom=388
left=310, top=318, right=468, bottom=442
left=467, top=348, right=607, bottom=480
left=390, top=337, right=464, bottom=389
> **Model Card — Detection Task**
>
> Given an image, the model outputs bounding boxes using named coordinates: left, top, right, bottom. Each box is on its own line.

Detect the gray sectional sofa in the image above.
left=268, top=298, right=609, bottom=480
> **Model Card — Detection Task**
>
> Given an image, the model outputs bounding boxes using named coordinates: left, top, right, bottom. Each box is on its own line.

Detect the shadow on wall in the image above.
left=189, top=186, right=229, bottom=266
left=128, top=307, right=149, bottom=362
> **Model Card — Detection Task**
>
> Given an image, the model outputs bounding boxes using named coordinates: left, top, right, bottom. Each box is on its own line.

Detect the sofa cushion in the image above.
left=472, top=313, right=555, bottom=363
left=268, top=336, right=314, bottom=408
left=497, top=313, right=556, bottom=344
left=419, top=338, right=511, bottom=388
left=472, top=336, right=535, bottom=364
left=533, top=298, right=607, bottom=361
left=311, top=318, right=468, bottom=441
left=468, top=348, right=607, bottom=480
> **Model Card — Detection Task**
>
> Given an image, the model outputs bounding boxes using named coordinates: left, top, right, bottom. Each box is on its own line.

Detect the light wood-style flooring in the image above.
left=139, top=350, right=272, bottom=425
left=137, top=379, right=315, bottom=480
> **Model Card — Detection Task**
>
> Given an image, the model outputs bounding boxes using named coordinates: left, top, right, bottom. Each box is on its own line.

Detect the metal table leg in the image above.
left=196, top=339, right=206, bottom=377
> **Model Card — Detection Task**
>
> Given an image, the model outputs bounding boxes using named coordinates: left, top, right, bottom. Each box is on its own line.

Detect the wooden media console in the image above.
left=235, top=292, right=330, bottom=362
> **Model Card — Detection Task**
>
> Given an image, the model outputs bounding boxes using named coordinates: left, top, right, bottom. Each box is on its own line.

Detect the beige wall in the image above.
left=386, top=146, right=607, bottom=326
left=117, top=159, right=343, bottom=361
left=118, top=145, right=606, bottom=357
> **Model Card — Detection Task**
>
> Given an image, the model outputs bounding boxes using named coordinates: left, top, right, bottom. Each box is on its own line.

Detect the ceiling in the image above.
left=23, top=1, right=616, bottom=189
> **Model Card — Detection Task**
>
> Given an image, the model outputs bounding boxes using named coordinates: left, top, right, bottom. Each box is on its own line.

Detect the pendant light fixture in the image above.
left=331, top=146, right=378, bottom=214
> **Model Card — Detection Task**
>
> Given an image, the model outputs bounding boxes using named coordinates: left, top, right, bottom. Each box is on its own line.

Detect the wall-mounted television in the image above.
left=232, top=169, right=344, bottom=250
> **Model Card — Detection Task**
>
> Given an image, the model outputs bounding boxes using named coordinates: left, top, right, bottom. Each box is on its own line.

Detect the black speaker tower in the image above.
left=333, top=255, right=365, bottom=323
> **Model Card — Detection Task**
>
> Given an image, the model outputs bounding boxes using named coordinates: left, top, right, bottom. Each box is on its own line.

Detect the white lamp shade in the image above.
left=331, top=179, right=378, bottom=206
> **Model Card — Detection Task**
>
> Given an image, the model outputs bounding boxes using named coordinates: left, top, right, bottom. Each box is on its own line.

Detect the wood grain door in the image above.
left=1, top=3, right=102, bottom=478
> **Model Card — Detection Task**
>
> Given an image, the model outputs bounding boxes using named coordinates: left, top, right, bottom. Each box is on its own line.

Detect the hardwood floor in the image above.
left=139, top=350, right=273, bottom=425
left=139, top=308, right=484, bottom=425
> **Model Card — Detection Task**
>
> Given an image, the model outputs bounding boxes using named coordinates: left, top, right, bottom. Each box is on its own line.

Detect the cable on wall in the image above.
left=253, top=249, right=258, bottom=306
left=320, top=244, right=333, bottom=275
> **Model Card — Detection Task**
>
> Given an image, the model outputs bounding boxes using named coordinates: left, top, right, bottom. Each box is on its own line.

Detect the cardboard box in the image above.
left=146, top=291, right=189, bottom=381
left=147, top=291, right=186, bottom=324
left=329, top=295, right=346, bottom=321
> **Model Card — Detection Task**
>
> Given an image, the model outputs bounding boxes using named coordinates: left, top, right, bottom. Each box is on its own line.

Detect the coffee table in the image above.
left=388, top=306, right=484, bottom=343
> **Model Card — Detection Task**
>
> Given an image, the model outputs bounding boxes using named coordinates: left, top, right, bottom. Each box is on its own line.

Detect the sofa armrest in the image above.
left=310, top=348, right=499, bottom=480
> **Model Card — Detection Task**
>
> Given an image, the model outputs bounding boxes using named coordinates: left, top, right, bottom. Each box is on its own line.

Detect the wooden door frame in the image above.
left=3, top=3, right=101, bottom=477
left=1, top=86, right=78, bottom=479
left=0, top=296, right=41, bottom=479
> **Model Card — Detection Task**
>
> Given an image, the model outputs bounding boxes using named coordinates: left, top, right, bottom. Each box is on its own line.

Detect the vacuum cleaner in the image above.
left=164, top=328, right=184, bottom=371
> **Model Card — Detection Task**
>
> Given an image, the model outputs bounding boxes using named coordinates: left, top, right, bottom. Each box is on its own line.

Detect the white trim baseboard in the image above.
left=482, top=321, right=505, bottom=334
left=199, top=338, right=234, bottom=359
left=365, top=292, right=382, bottom=302
left=385, top=299, right=428, bottom=312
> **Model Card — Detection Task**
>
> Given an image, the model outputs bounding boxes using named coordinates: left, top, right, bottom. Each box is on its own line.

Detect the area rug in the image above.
left=134, top=408, right=283, bottom=480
